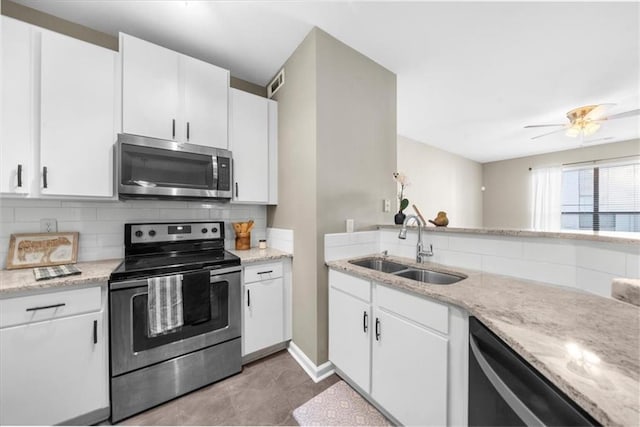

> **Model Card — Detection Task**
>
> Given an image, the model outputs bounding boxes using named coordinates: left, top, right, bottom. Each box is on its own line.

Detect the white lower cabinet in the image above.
left=371, top=308, right=448, bottom=426
left=329, top=270, right=371, bottom=392
left=328, top=269, right=459, bottom=426
left=0, top=285, right=109, bottom=425
left=242, top=260, right=291, bottom=356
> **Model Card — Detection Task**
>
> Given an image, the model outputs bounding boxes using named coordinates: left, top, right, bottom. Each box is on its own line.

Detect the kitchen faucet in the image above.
left=398, top=214, right=433, bottom=263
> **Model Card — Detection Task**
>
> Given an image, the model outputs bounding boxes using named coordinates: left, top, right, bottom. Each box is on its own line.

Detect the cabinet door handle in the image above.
left=187, top=121, right=190, bottom=141
left=26, top=303, right=65, bottom=312
left=247, top=289, right=251, bottom=307
left=17, top=164, right=22, bottom=187
left=257, top=270, right=273, bottom=275
left=172, top=119, right=176, bottom=139
left=363, top=311, right=368, bottom=333
left=42, top=166, right=48, bottom=189
left=93, top=320, right=98, bottom=344
left=235, top=182, right=239, bottom=197
left=375, top=317, right=381, bottom=341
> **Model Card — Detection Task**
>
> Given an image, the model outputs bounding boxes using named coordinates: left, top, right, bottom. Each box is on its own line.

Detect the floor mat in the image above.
left=292, top=380, right=392, bottom=426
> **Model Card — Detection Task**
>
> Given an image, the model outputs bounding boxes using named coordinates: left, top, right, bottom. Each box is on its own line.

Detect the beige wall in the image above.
left=397, top=135, right=483, bottom=228
left=315, top=30, right=397, bottom=363
left=268, top=28, right=397, bottom=365
left=483, top=139, right=640, bottom=229
left=267, top=30, right=320, bottom=362
left=1, top=0, right=118, bottom=49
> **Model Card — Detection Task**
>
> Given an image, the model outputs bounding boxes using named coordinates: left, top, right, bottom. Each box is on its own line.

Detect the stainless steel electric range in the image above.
left=109, top=221, right=242, bottom=422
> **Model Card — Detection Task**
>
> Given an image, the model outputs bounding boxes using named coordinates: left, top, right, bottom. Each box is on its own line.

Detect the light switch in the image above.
left=383, top=199, right=391, bottom=212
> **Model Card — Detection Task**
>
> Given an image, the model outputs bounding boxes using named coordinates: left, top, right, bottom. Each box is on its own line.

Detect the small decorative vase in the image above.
left=394, top=211, right=406, bottom=225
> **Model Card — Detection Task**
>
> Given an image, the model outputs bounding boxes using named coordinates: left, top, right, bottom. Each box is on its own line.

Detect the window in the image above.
left=561, top=160, right=640, bottom=232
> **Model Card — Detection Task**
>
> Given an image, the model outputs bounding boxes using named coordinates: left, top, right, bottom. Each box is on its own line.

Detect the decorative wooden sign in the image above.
left=6, top=232, right=79, bottom=270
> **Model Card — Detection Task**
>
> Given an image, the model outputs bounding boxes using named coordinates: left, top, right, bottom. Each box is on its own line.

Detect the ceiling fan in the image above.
left=524, top=104, right=640, bottom=140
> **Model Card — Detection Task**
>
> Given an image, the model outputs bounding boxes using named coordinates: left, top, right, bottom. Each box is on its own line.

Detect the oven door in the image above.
left=117, top=133, right=231, bottom=200
left=110, top=266, right=241, bottom=377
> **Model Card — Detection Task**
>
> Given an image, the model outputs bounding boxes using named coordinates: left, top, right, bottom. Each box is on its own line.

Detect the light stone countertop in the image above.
left=0, top=259, right=122, bottom=297
left=612, top=278, right=640, bottom=307
left=327, top=254, right=640, bottom=427
left=378, top=224, right=640, bottom=244
left=229, top=247, right=292, bottom=264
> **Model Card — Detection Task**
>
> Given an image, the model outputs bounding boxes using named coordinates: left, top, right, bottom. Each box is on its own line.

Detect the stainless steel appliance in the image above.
left=109, top=221, right=242, bottom=422
left=468, top=317, right=598, bottom=426
left=116, top=133, right=233, bottom=201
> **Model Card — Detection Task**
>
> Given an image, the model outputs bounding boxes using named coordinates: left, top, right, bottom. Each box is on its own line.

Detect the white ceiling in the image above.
left=10, top=1, right=640, bottom=163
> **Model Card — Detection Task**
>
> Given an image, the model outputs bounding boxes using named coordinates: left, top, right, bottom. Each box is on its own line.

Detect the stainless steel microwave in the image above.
left=116, top=134, right=232, bottom=201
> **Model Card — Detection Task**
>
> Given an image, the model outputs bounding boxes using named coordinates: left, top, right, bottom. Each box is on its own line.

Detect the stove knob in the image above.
left=148, top=230, right=156, bottom=237
left=201, top=228, right=208, bottom=234
left=211, top=227, right=218, bottom=233
left=134, top=230, right=143, bottom=238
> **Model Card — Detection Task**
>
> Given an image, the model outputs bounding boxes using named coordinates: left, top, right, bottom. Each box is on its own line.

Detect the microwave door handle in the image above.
left=212, top=156, right=219, bottom=190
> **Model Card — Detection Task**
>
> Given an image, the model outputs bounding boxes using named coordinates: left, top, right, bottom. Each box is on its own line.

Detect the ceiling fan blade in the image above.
left=585, top=103, right=616, bottom=120
left=524, top=124, right=565, bottom=128
left=598, top=109, right=640, bottom=121
left=531, top=127, right=567, bottom=140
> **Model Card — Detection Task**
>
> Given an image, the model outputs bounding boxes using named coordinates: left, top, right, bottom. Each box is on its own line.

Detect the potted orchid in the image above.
left=393, top=172, right=409, bottom=224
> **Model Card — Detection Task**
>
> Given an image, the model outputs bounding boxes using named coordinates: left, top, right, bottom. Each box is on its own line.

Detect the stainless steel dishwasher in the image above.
left=468, top=317, right=600, bottom=426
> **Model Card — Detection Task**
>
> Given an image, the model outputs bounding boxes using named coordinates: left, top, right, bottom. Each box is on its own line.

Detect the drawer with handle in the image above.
left=0, top=286, right=102, bottom=329
left=244, top=261, right=283, bottom=283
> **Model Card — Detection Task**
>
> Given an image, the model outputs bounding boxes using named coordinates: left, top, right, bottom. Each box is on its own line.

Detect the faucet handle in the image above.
left=382, top=250, right=388, bottom=257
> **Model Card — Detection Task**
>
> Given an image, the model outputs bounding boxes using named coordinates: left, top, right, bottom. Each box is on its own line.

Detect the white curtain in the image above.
left=531, top=166, right=562, bottom=230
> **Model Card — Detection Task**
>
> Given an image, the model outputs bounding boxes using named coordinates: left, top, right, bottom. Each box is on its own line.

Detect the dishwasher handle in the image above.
left=470, top=334, right=544, bottom=427
left=469, top=318, right=599, bottom=427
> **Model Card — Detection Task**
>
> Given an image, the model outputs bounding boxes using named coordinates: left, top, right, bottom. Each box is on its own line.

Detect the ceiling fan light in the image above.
left=565, top=127, right=581, bottom=138
left=583, top=122, right=601, bottom=136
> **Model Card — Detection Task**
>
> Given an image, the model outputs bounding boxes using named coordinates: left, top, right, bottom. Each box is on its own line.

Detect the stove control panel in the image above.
left=129, top=222, right=224, bottom=244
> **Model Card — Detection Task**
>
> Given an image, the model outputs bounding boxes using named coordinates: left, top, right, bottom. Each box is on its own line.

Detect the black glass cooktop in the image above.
left=110, top=249, right=240, bottom=281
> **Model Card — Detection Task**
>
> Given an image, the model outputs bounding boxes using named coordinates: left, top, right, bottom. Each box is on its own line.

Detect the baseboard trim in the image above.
left=287, top=341, right=335, bottom=383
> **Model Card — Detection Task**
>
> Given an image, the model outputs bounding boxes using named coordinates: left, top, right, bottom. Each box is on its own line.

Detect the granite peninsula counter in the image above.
left=327, top=254, right=640, bottom=426
left=378, top=224, right=640, bottom=245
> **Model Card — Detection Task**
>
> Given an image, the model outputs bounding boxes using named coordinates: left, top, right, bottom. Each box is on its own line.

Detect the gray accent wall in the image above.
left=268, top=28, right=397, bottom=365
left=482, top=139, right=640, bottom=229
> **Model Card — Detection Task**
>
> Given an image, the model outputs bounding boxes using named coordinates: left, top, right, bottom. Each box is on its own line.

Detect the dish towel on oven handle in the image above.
left=147, top=274, right=184, bottom=337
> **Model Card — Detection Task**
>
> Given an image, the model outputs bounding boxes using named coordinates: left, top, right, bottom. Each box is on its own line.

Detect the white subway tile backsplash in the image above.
left=482, top=255, right=576, bottom=287
left=0, top=199, right=267, bottom=268
left=522, top=239, right=576, bottom=265
left=1, top=198, right=62, bottom=207
left=158, top=208, right=211, bottom=220
left=0, top=221, right=41, bottom=236
left=0, top=208, right=14, bottom=222
left=96, top=208, right=160, bottom=221
left=266, top=228, right=294, bottom=253
left=626, top=253, right=640, bottom=278
left=15, top=207, right=97, bottom=222
left=432, top=250, right=483, bottom=271
left=449, top=235, right=523, bottom=258
left=576, top=268, right=616, bottom=298
left=575, top=244, right=627, bottom=276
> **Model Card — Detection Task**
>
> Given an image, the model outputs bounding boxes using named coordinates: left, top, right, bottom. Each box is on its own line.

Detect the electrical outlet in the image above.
left=40, top=218, right=57, bottom=233
left=383, top=199, right=391, bottom=212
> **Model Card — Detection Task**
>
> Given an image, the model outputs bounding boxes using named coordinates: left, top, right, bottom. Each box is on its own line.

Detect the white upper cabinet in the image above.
left=40, top=30, right=117, bottom=197
left=121, top=34, right=179, bottom=141
left=0, top=17, right=33, bottom=195
left=183, top=55, right=228, bottom=147
left=1, top=17, right=116, bottom=199
left=121, top=33, right=229, bottom=148
left=229, top=88, right=278, bottom=204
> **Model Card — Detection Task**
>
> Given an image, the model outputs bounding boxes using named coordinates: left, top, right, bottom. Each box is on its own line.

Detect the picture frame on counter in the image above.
left=6, top=232, right=79, bottom=270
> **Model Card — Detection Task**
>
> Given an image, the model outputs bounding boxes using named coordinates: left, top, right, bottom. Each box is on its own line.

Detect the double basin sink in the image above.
left=349, top=257, right=466, bottom=285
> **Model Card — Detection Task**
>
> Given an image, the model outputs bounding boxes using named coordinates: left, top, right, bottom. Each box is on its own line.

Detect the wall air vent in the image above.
left=268, top=68, right=285, bottom=99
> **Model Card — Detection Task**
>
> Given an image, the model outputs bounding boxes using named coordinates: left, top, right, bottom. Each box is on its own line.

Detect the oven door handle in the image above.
left=110, top=266, right=242, bottom=290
